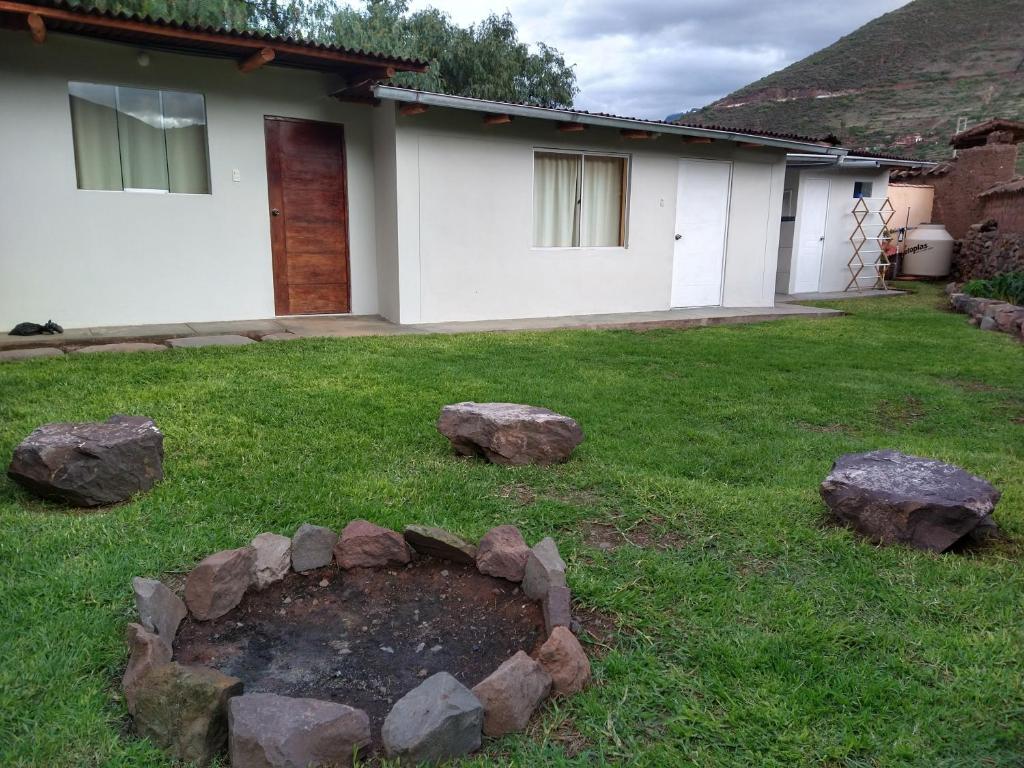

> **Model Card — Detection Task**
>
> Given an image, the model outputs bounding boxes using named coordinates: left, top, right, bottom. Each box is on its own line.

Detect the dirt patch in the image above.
left=496, top=484, right=604, bottom=509
left=572, top=605, right=619, bottom=656
left=497, top=482, right=536, bottom=505
left=876, top=395, right=927, bottom=428
left=794, top=420, right=859, bottom=436
left=174, top=558, right=545, bottom=751
left=527, top=716, right=592, bottom=759
left=939, top=377, right=1006, bottom=394
left=579, top=518, right=686, bottom=553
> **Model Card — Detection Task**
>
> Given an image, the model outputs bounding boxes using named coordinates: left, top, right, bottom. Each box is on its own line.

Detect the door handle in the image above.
left=675, top=234, right=682, bottom=241
left=271, top=208, right=281, bottom=217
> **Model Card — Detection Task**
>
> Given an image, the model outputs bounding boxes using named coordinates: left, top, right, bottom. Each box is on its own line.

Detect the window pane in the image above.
left=533, top=152, right=581, bottom=246
left=116, top=86, right=169, bottom=191
left=69, top=82, right=122, bottom=190
left=582, top=155, right=626, bottom=246
left=163, top=90, right=210, bottom=194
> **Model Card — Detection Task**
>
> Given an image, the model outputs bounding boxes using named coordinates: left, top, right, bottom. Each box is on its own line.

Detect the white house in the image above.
left=0, top=0, right=854, bottom=331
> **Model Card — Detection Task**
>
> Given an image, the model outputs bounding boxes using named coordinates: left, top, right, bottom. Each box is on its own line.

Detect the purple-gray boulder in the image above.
left=436, top=402, right=583, bottom=466
left=820, top=450, right=1000, bottom=552
left=7, top=415, right=163, bottom=506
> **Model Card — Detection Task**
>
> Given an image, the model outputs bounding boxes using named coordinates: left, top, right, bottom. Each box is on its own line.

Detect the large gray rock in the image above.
left=185, top=546, right=256, bottom=621
left=436, top=402, right=584, bottom=466
left=250, top=533, right=291, bottom=589
left=229, top=693, right=370, bottom=768
left=291, top=524, right=338, bottom=573
left=334, top=519, right=411, bottom=569
left=820, top=450, right=1001, bottom=552
left=132, top=577, right=187, bottom=644
left=7, top=415, right=163, bottom=506
left=403, top=524, right=477, bottom=565
left=522, top=537, right=567, bottom=600
left=122, top=623, right=172, bottom=715
left=476, top=525, right=530, bottom=581
left=471, top=651, right=551, bottom=736
left=132, top=662, right=243, bottom=765
left=382, top=672, right=483, bottom=764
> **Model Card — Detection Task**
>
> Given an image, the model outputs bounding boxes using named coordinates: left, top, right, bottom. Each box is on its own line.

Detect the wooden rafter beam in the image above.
left=238, top=47, right=274, bottom=73
left=399, top=103, right=429, bottom=116
left=482, top=113, right=512, bottom=126
left=621, top=129, right=655, bottom=140
left=681, top=136, right=713, bottom=144
left=26, top=11, right=45, bottom=43
left=556, top=122, right=585, bottom=133
left=737, top=141, right=763, bottom=149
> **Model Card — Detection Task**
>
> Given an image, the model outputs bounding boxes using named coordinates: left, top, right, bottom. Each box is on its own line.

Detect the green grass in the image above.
left=1, top=285, right=1022, bottom=767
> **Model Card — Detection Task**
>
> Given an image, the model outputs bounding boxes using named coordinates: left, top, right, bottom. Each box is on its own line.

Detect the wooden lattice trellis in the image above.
left=846, top=197, right=895, bottom=291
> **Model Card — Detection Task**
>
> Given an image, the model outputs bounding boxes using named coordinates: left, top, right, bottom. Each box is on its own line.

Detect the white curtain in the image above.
left=163, top=90, right=210, bottom=194
left=68, top=83, right=122, bottom=191
left=582, top=155, right=625, bottom=247
left=533, top=152, right=581, bottom=246
left=116, top=87, right=169, bottom=191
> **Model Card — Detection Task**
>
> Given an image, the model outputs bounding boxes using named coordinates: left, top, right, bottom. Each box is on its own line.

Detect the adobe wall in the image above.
left=931, top=143, right=1018, bottom=239
left=979, top=192, right=1024, bottom=234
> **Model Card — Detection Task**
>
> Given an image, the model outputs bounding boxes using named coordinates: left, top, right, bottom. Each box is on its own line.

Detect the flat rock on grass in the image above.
left=250, top=533, right=291, bottom=589
left=229, top=693, right=370, bottom=768
left=403, top=525, right=477, bottom=564
left=436, top=402, right=584, bottom=466
left=167, top=335, right=256, bottom=348
left=7, top=414, right=163, bottom=507
left=522, top=537, right=567, bottom=600
left=132, top=662, right=243, bottom=765
left=0, top=347, right=63, bottom=362
left=334, top=519, right=411, bottom=569
left=382, top=672, right=483, bottom=764
left=537, top=627, right=591, bottom=696
left=185, top=547, right=256, bottom=621
left=471, top=651, right=551, bottom=736
left=291, top=524, right=338, bottom=573
left=75, top=343, right=166, bottom=354
left=132, top=577, right=187, bottom=643
left=820, top=450, right=1001, bottom=552
left=476, top=525, right=530, bottom=582
left=122, top=623, right=172, bottom=715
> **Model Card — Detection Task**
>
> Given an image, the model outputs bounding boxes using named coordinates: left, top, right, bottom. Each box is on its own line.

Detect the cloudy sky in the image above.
left=405, top=0, right=910, bottom=119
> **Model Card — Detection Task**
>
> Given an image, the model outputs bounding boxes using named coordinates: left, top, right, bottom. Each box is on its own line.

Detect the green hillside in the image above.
left=683, top=0, right=1024, bottom=167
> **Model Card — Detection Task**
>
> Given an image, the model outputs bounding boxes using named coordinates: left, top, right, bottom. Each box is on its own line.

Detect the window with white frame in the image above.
left=533, top=151, right=628, bottom=247
left=68, top=82, right=211, bottom=194
left=853, top=181, right=873, bottom=199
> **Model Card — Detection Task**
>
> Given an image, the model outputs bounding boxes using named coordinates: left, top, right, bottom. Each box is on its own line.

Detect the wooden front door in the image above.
left=265, top=117, right=350, bottom=315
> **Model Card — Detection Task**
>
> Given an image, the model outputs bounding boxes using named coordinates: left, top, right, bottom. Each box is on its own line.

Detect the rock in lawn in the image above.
left=229, top=693, right=370, bottom=768
left=543, top=584, right=572, bottom=636
left=382, top=672, right=483, bottom=764
left=185, top=546, right=256, bottom=621
left=403, top=525, right=477, bottom=565
left=820, top=450, right=1001, bottom=552
left=476, top=525, right=530, bottom=581
left=132, top=662, right=243, bottom=765
left=334, top=519, right=411, bottom=569
left=471, top=651, right=551, bottom=736
left=122, top=623, right=172, bottom=715
left=537, top=627, right=591, bottom=696
left=290, top=524, right=338, bottom=573
left=7, top=414, right=163, bottom=507
left=251, top=533, right=291, bottom=589
left=436, top=402, right=584, bottom=466
left=132, top=577, right=187, bottom=644
left=522, top=537, right=567, bottom=600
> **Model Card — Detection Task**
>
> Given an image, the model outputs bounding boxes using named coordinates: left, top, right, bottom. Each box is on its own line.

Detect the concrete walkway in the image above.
left=0, top=303, right=843, bottom=360
left=777, top=289, right=905, bottom=303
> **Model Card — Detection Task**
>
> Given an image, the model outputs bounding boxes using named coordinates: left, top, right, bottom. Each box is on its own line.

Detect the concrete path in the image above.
left=0, top=303, right=844, bottom=360
left=777, top=289, right=905, bottom=302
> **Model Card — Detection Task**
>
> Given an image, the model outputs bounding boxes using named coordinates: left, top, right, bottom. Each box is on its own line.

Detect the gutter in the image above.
left=374, top=85, right=846, bottom=156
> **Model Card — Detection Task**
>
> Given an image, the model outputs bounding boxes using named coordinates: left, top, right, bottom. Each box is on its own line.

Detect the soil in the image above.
left=174, top=557, right=546, bottom=749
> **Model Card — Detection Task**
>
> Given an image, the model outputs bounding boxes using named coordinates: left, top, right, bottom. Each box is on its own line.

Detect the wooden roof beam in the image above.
left=737, top=141, right=764, bottom=149
left=26, top=11, right=45, bottom=43
left=681, top=136, right=713, bottom=144
left=557, top=122, right=585, bottom=133
left=483, top=113, right=513, bottom=126
left=399, top=103, right=429, bottom=116
left=238, top=47, right=274, bottom=73
left=621, top=129, right=655, bottom=140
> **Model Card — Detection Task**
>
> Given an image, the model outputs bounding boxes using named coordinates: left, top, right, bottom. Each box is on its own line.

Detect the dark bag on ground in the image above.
left=9, top=320, right=63, bottom=336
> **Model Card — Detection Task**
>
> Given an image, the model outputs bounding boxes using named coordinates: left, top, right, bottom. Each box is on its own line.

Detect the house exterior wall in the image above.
left=0, top=31, right=380, bottom=330
left=387, top=106, right=787, bottom=324
left=929, top=142, right=1018, bottom=239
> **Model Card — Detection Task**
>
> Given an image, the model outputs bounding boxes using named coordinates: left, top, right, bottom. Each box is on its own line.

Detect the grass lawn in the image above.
left=1, top=284, right=1022, bottom=767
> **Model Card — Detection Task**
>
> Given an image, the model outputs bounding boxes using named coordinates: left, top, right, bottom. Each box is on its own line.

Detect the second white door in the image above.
left=671, top=158, right=732, bottom=307
left=792, top=177, right=830, bottom=293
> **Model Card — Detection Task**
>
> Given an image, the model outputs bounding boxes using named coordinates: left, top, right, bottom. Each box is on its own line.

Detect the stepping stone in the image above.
left=291, top=524, right=338, bottom=573
left=522, top=537, right=567, bottom=600
left=436, top=402, right=584, bottom=466
left=185, top=546, right=256, bottom=621
left=476, top=525, right=530, bottom=581
left=7, top=415, right=163, bottom=507
left=132, top=662, right=243, bottom=765
left=229, top=693, right=370, bottom=768
left=122, top=623, right=172, bottom=715
left=260, top=332, right=300, bottom=342
left=820, top=450, right=1001, bottom=552
left=167, top=335, right=256, bottom=348
left=472, top=651, right=551, bottom=737
left=132, top=577, right=186, bottom=643
left=0, top=347, right=63, bottom=362
left=250, top=532, right=291, bottom=589
left=335, top=519, right=411, bottom=569
left=403, top=525, right=477, bottom=564
left=75, top=342, right=166, bottom=354
left=382, top=672, right=483, bottom=764
left=537, top=627, right=591, bottom=696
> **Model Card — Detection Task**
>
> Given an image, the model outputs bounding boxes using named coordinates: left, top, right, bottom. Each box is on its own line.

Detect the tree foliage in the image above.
left=67, top=0, right=577, bottom=107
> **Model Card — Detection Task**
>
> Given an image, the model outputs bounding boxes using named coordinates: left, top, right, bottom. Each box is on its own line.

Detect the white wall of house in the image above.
left=0, top=31, right=381, bottom=329
left=383, top=106, right=787, bottom=324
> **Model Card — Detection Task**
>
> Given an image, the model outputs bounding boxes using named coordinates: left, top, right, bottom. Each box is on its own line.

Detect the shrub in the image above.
left=962, top=272, right=1024, bottom=306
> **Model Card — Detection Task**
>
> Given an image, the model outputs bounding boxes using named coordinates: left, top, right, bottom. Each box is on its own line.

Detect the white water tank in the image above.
left=902, top=223, right=955, bottom=277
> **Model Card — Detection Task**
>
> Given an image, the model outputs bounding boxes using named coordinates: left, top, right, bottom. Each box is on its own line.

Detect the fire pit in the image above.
left=122, top=520, right=591, bottom=767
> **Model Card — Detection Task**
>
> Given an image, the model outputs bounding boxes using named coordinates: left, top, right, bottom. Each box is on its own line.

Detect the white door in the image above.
left=671, top=159, right=732, bottom=307
left=792, top=178, right=830, bottom=293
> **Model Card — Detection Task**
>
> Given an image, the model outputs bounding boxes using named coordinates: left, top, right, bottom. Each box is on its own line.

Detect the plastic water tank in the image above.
left=902, top=223, right=954, bottom=277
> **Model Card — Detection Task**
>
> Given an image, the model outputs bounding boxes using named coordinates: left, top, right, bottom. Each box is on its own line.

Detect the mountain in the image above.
left=680, top=0, right=1024, bottom=167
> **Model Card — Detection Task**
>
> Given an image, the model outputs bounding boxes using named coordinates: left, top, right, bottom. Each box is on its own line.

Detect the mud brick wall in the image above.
left=979, top=191, right=1024, bottom=234
left=931, top=143, right=1018, bottom=239
left=953, top=221, right=1024, bottom=281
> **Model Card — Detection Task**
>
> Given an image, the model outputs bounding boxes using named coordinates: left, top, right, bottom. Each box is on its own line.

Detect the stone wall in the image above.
left=953, top=220, right=1024, bottom=281
left=930, top=143, right=1018, bottom=239
left=979, top=188, right=1024, bottom=233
